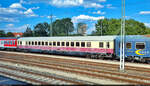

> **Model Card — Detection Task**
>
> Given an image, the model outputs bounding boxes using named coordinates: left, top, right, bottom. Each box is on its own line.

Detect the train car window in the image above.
left=10, top=41, right=12, bottom=45
left=49, top=42, right=52, bottom=46
left=17, top=41, right=19, bottom=45
left=4, top=41, right=7, bottom=44
left=71, top=42, right=74, bottom=47
left=107, top=42, right=110, bottom=48
left=53, top=42, right=56, bottom=46
left=42, top=42, right=44, bottom=45
left=26, top=42, right=28, bottom=45
left=1, top=41, right=4, bottom=44
left=35, top=41, right=37, bottom=45
left=57, top=42, right=60, bottom=46
left=136, top=43, right=145, bottom=49
left=20, top=41, right=22, bottom=45
left=45, top=42, right=48, bottom=46
left=81, top=42, right=85, bottom=47
left=14, top=40, right=16, bottom=45
left=87, top=42, right=91, bottom=47
left=29, top=41, right=31, bottom=45
left=12, top=41, right=14, bottom=45
left=66, top=42, right=69, bottom=46
left=126, top=43, right=132, bottom=49
left=38, top=41, right=41, bottom=45
left=6, top=41, right=8, bottom=44
left=32, top=41, right=34, bottom=45
left=61, top=42, right=65, bottom=46
left=76, top=42, right=80, bottom=47
left=99, top=42, right=103, bottom=48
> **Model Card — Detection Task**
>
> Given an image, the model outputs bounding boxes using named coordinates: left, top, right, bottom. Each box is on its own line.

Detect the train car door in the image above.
left=125, top=42, right=133, bottom=57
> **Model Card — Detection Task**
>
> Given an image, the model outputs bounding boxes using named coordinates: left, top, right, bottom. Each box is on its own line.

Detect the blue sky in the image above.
left=0, top=0, right=150, bottom=34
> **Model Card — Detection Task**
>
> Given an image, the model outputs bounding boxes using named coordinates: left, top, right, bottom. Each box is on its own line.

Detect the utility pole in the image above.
left=50, top=13, right=53, bottom=37
left=101, top=20, right=103, bottom=36
left=120, top=0, right=125, bottom=71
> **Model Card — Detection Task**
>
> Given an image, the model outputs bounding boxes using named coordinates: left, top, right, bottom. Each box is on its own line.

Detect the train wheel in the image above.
left=131, top=59, right=135, bottom=63
left=86, top=54, right=91, bottom=58
left=146, top=60, right=150, bottom=64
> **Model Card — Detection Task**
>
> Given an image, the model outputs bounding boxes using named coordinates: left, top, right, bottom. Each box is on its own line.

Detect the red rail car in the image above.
left=0, top=37, right=17, bottom=49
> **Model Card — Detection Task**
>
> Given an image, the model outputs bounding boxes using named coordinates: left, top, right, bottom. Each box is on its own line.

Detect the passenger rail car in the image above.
left=116, top=35, right=150, bottom=63
left=0, top=37, right=17, bottom=50
left=1, top=35, right=150, bottom=63
left=17, top=36, right=116, bottom=58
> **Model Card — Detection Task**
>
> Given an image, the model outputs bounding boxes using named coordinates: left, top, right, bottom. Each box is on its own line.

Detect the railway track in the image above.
left=1, top=52, right=150, bottom=74
left=0, top=55, right=150, bottom=85
left=0, top=63, right=90, bottom=85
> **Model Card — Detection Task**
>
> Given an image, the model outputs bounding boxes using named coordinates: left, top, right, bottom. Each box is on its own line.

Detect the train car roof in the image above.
left=18, top=36, right=117, bottom=41
left=116, top=35, right=150, bottom=41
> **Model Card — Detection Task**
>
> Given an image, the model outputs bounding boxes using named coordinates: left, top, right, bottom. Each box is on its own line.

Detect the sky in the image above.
left=0, top=0, right=150, bottom=34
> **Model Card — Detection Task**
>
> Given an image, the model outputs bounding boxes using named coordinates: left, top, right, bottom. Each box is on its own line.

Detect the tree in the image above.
left=23, top=27, right=33, bottom=37
left=77, top=22, right=87, bottom=36
left=6, top=32, right=14, bottom=37
left=52, top=18, right=74, bottom=36
left=34, top=22, right=49, bottom=37
left=94, top=18, right=149, bottom=35
left=0, top=30, right=6, bottom=37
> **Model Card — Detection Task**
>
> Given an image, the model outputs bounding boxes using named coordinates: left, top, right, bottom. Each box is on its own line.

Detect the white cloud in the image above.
left=0, top=3, right=39, bottom=23
left=51, top=0, right=83, bottom=7
left=72, top=14, right=104, bottom=24
left=106, top=4, right=115, bottom=9
left=6, top=24, right=14, bottom=27
left=144, top=23, right=150, bottom=27
left=140, top=11, right=150, bottom=15
left=31, top=7, right=40, bottom=10
left=0, top=17, right=19, bottom=22
left=92, top=11, right=105, bottom=15
left=84, top=3, right=104, bottom=8
left=98, top=0, right=106, bottom=2
left=4, top=24, right=29, bottom=32
left=47, top=15, right=56, bottom=19
left=24, top=8, right=38, bottom=17
left=9, top=3, right=26, bottom=9
left=22, top=0, right=105, bottom=8
left=0, top=7, right=23, bottom=15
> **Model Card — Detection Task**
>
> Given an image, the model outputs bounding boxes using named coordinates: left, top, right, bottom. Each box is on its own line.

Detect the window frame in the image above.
left=32, top=41, right=34, bottom=45
left=66, top=42, right=69, bottom=47
left=38, top=41, right=41, bottom=46
left=35, top=41, right=37, bottom=45
left=53, top=41, right=56, bottom=46
left=57, top=42, right=60, bottom=46
left=45, top=42, right=48, bottom=46
left=136, top=42, right=145, bottom=49
left=126, top=42, right=132, bottom=49
left=61, top=42, right=65, bottom=46
left=81, top=42, right=85, bottom=47
left=49, top=42, right=52, bottom=46
left=76, top=42, right=80, bottom=47
left=42, top=41, right=44, bottom=46
left=99, top=42, right=104, bottom=48
left=106, top=42, right=110, bottom=48
left=71, top=42, right=74, bottom=47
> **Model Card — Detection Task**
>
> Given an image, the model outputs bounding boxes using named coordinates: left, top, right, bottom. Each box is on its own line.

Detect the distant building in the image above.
left=12, top=32, right=23, bottom=37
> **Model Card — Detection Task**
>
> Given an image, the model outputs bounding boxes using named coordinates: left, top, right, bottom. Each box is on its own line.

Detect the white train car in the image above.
left=17, top=36, right=117, bottom=58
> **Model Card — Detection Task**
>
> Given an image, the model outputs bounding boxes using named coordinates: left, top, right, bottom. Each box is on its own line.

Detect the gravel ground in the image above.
left=0, top=60, right=128, bottom=85
left=0, top=51, right=149, bottom=69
